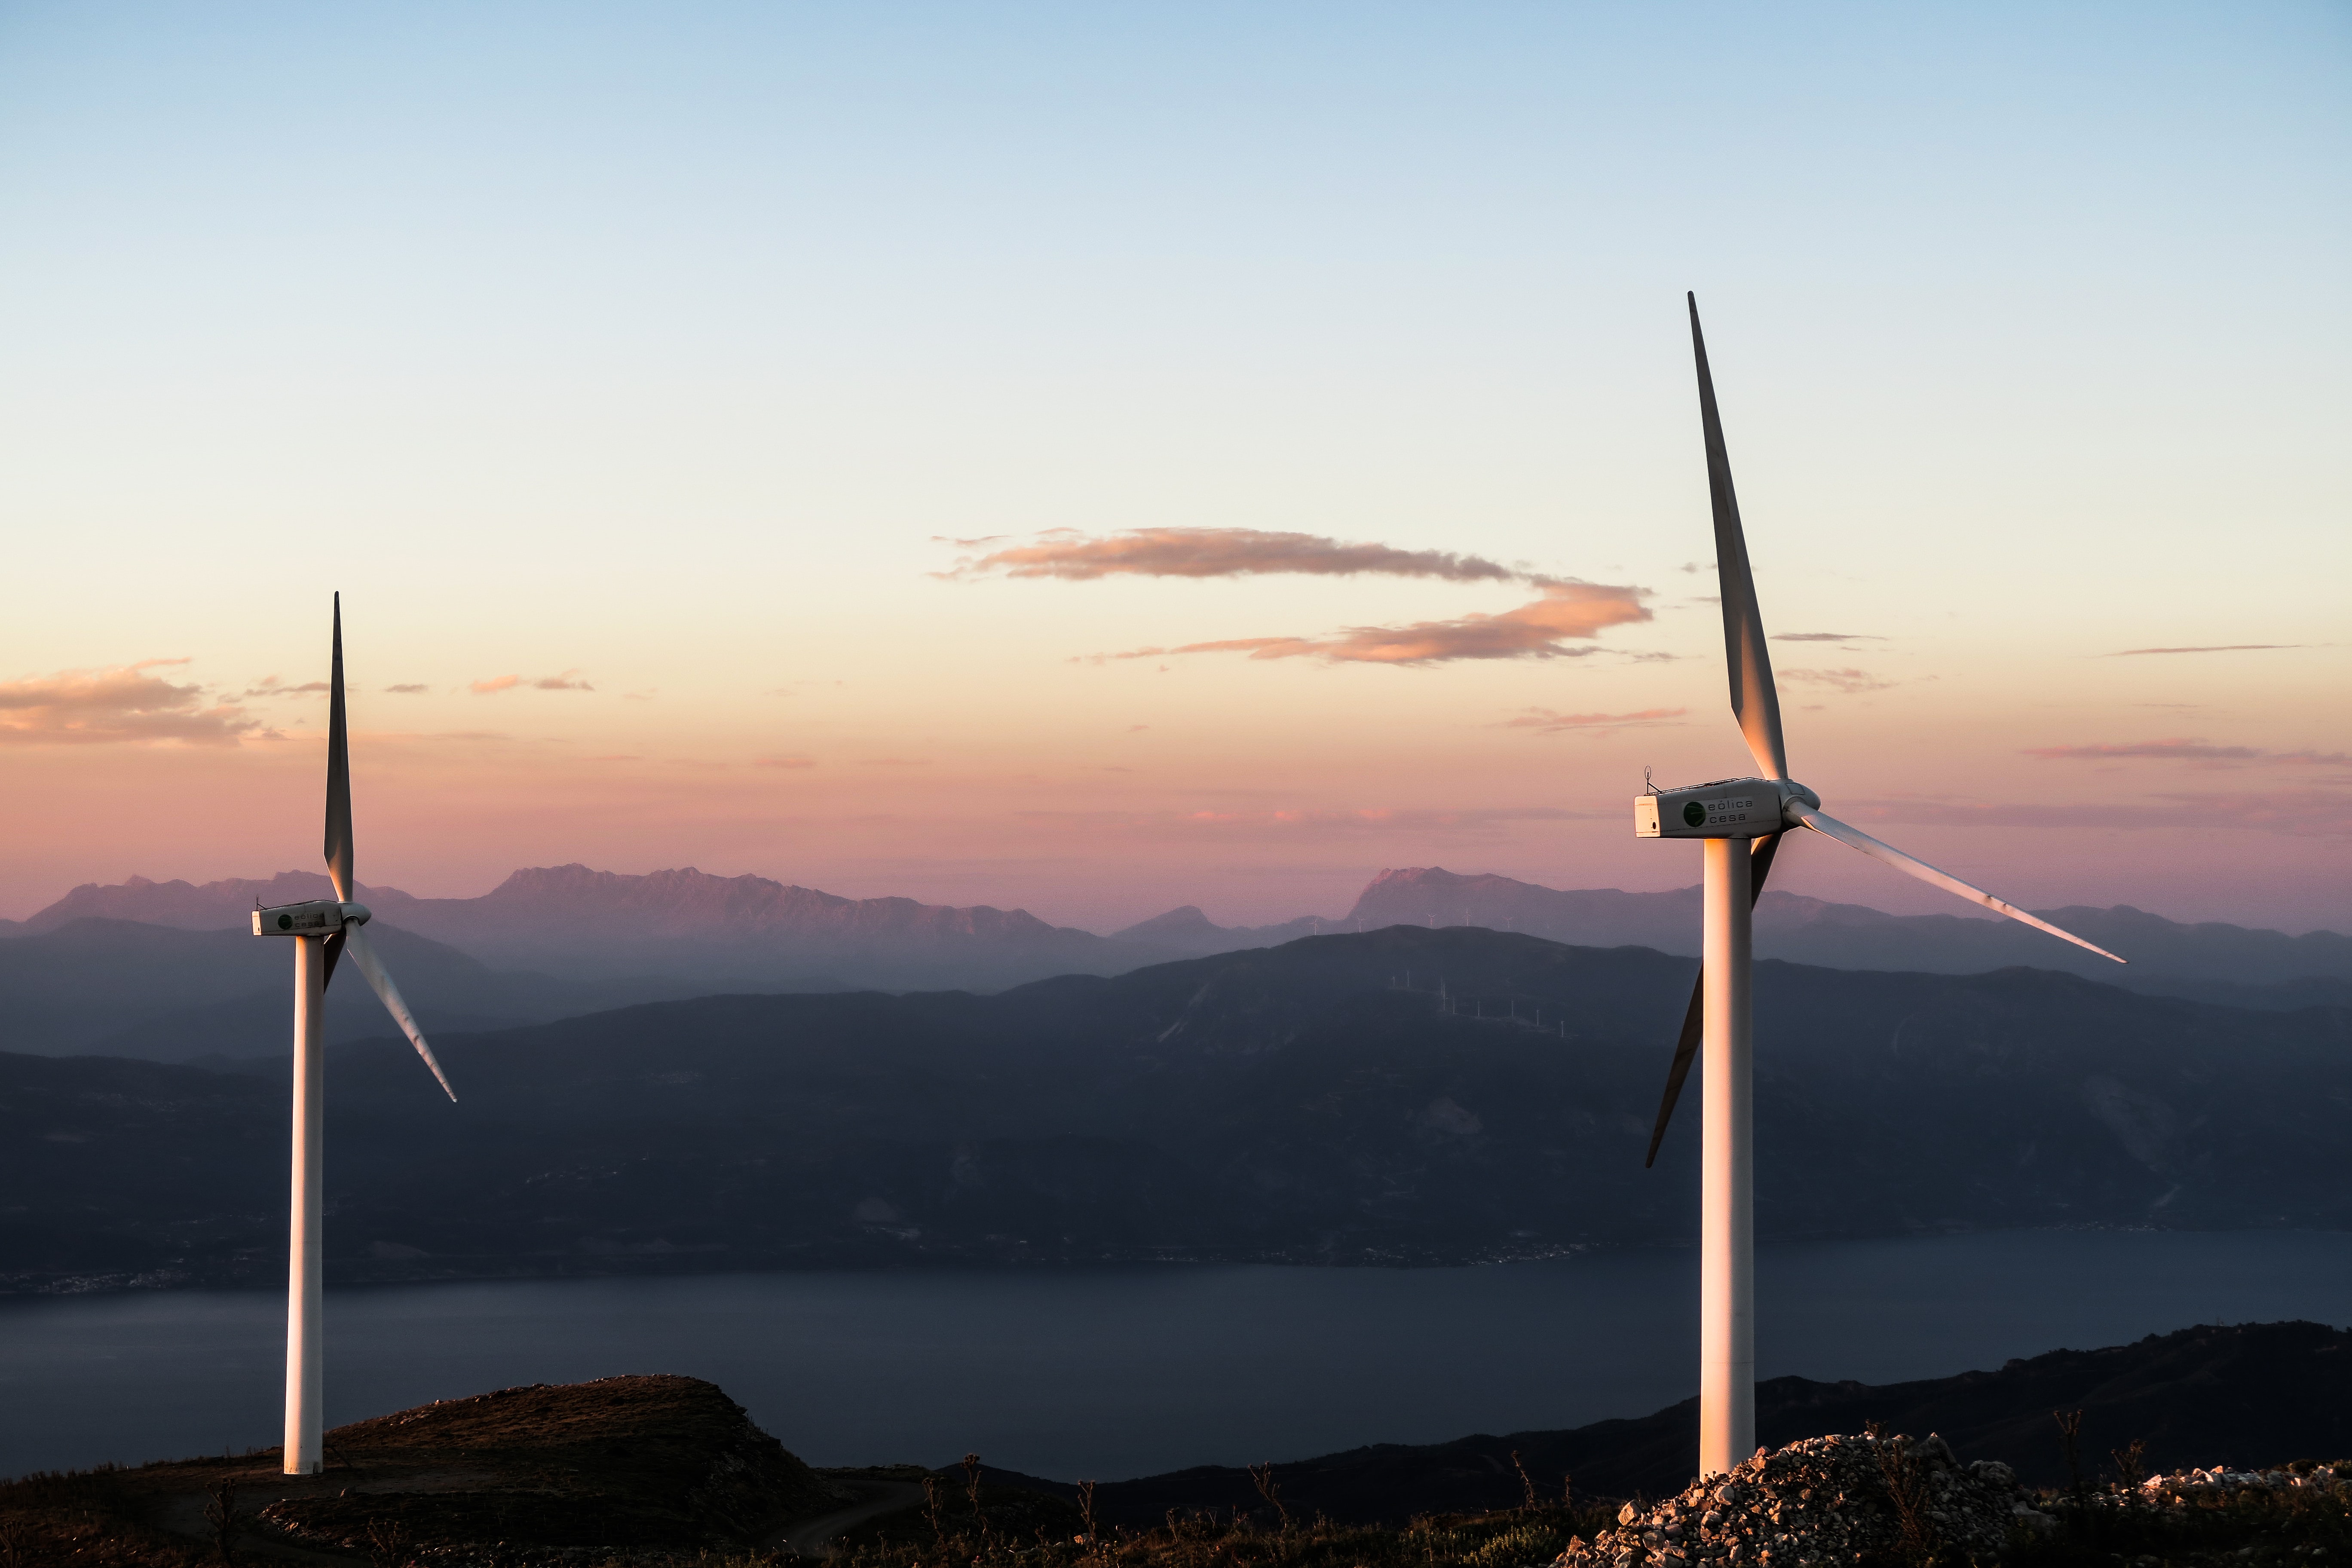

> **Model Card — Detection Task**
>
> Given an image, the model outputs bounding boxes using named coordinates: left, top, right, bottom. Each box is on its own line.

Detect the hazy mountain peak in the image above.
left=1116, top=906, right=1229, bottom=942
left=24, top=870, right=416, bottom=933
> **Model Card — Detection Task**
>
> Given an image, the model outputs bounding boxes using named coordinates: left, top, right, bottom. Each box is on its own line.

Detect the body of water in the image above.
left=3, top=1229, right=2347, bottom=1482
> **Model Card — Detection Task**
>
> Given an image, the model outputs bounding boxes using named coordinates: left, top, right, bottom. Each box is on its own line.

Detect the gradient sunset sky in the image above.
left=3, top=3, right=2346, bottom=933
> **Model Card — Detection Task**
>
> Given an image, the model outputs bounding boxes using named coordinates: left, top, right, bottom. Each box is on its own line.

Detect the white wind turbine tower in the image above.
left=1638, top=296, right=2125, bottom=1482
left=250, top=595, right=458, bottom=1475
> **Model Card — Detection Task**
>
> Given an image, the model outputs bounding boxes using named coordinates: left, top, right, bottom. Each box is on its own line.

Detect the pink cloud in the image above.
left=235, top=677, right=331, bottom=698
left=0, top=663, right=257, bottom=746
left=1839, top=788, right=2352, bottom=837
left=383, top=683, right=430, bottom=694
left=1110, top=581, right=1654, bottom=666
left=1020, top=803, right=1604, bottom=842
left=471, top=670, right=594, bottom=695
left=1780, top=666, right=1899, bottom=694
left=2024, top=738, right=2349, bottom=766
left=941, top=527, right=1534, bottom=585
left=2109, top=644, right=2302, bottom=656
left=1503, top=706, right=1689, bottom=735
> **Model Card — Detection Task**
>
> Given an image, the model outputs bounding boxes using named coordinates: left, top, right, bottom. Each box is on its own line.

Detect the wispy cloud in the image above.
left=1772, top=632, right=1883, bottom=644
left=859, top=756, right=930, bottom=766
left=2108, top=644, right=2302, bottom=656
left=1019, top=803, right=1605, bottom=842
left=471, top=669, right=594, bottom=695
left=235, top=677, right=331, bottom=698
left=0, top=661, right=257, bottom=746
left=383, top=683, right=430, bottom=695
left=940, top=527, right=1536, bottom=585
left=1841, top=789, right=2352, bottom=837
left=1107, top=581, right=1654, bottom=665
left=1503, top=706, right=1688, bottom=735
left=1780, top=666, right=1899, bottom=694
left=2024, top=738, right=2350, bottom=766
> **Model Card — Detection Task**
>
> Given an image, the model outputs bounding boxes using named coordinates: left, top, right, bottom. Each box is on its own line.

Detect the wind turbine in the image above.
left=1638, top=296, right=2124, bottom=1482
left=250, top=595, right=457, bottom=1476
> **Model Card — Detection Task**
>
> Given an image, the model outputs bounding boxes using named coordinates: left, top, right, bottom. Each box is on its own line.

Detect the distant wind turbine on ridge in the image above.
left=1638, top=295, right=2125, bottom=1482
left=250, top=595, right=458, bottom=1475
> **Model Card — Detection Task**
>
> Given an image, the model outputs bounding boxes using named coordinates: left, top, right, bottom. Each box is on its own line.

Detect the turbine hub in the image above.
left=1776, top=780, right=1821, bottom=824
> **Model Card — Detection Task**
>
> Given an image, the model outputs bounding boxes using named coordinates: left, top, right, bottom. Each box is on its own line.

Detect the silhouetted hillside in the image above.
left=4, top=927, right=2347, bottom=1292
left=1005, top=1321, right=2352, bottom=1522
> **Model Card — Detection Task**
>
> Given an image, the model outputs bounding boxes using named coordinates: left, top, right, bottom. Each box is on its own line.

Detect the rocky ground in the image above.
left=5, top=1380, right=2348, bottom=1566
left=1555, top=1432, right=2037, bottom=1567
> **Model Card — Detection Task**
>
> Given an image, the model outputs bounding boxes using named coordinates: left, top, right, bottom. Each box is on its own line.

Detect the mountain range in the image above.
left=7, top=864, right=1131, bottom=990
left=2, top=863, right=2344, bottom=1064
left=6, top=925, right=2347, bottom=1294
left=1120, top=867, right=2352, bottom=1008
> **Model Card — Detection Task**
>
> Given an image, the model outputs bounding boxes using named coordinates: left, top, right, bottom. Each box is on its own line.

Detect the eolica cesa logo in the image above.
left=1682, top=800, right=1708, bottom=827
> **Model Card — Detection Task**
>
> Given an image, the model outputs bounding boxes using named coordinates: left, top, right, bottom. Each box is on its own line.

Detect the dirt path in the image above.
left=770, top=1479, right=928, bottom=1557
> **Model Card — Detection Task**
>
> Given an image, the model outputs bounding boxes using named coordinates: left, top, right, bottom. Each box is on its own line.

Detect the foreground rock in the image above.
left=1557, top=1432, right=2035, bottom=1566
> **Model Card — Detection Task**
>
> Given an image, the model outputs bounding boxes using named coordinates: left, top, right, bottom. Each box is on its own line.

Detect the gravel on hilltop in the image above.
left=1554, top=1432, right=2041, bottom=1567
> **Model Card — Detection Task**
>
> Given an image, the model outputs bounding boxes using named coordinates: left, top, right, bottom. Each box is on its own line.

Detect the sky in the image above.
left=1, top=2, right=2347, bottom=934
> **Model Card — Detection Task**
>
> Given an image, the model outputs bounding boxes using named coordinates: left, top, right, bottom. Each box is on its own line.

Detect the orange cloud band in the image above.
left=1115, top=581, right=1654, bottom=665
left=0, top=664, right=256, bottom=746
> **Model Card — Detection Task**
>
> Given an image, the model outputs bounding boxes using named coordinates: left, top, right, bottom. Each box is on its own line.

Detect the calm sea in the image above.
left=3, top=1229, right=2346, bottom=1482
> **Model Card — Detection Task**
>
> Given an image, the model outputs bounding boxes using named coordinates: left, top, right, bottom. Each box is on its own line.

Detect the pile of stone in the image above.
left=2095, top=1462, right=2352, bottom=1511
left=1554, top=1432, right=2040, bottom=1567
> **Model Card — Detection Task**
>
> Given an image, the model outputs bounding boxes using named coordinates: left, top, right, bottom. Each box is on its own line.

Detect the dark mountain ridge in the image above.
left=5, top=926, right=2346, bottom=1294
left=994, top=1320, right=2352, bottom=1520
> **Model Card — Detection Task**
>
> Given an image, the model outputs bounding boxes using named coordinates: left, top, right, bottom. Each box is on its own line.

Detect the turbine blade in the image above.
left=321, top=925, right=346, bottom=990
left=1645, top=832, right=1781, bottom=1168
left=324, top=593, right=354, bottom=903
left=343, top=924, right=458, bottom=1101
left=1795, top=808, right=2126, bottom=964
left=1688, top=294, right=1788, bottom=781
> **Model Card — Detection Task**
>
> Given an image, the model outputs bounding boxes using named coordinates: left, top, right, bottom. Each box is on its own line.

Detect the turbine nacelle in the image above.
left=1633, top=777, right=1819, bottom=839
left=251, top=899, right=373, bottom=935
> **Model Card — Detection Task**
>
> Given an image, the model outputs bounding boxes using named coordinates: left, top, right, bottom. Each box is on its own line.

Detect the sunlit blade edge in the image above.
left=1794, top=809, right=2125, bottom=964
left=325, top=594, right=354, bottom=903
left=1688, top=294, right=1788, bottom=781
left=343, top=924, right=459, bottom=1100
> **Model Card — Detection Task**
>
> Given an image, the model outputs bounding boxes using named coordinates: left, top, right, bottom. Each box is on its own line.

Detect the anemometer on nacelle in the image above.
left=251, top=899, right=372, bottom=936
left=1633, top=777, right=1821, bottom=840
